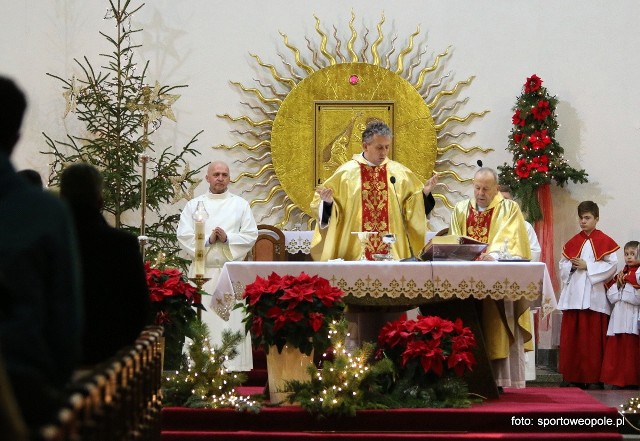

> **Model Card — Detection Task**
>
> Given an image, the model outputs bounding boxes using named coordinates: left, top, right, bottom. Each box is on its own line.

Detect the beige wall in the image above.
left=2, top=0, right=638, bottom=276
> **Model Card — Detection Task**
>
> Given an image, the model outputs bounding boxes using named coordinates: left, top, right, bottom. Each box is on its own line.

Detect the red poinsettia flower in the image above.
left=314, top=278, right=345, bottom=307
left=308, top=312, right=325, bottom=332
left=513, top=133, right=524, bottom=144
left=447, top=350, right=476, bottom=377
left=376, top=315, right=477, bottom=381
left=531, top=100, right=551, bottom=120
left=267, top=306, right=304, bottom=332
left=378, top=320, right=414, bottom=348
left=524, top=74, right=542, bottom=93
left=402, top=339, right=445, bottom=376
left=512, top=109, right=526, bottom=127
left=241, top=272, right=346, bottom=355
left=279, top=283, right=316, bottom=308
left=145, top=262, right=205, bottom=328
left=244, top=273, right=286, bottom=306
left=531, top=155, right=549, bottom=172
left=413, top=315, right=454, bottom=340
left=515, top=158, right=531, bottom=179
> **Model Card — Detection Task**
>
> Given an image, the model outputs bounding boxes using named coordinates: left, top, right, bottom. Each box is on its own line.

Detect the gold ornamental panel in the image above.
left=271, top=63, right=437, bottom=218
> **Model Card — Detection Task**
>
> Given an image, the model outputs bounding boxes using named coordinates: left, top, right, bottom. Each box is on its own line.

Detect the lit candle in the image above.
left=193, top=201, right=209, bottom=277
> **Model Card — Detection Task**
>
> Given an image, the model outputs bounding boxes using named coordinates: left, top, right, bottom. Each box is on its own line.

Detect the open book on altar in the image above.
left=420, top=235, right=488, bottom=261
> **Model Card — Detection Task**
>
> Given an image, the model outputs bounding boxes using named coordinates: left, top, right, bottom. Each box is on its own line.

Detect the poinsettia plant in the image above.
left=376, top=315, right=477, bottom=382
left=238, top=272, right=346, bottom=355
left=145, top=262, right=206, bottom=369
left=145, top=262, right=205, bottom=326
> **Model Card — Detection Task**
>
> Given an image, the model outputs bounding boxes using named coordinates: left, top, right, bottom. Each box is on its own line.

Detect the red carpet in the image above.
left=161, top=387, right=623, bottom=440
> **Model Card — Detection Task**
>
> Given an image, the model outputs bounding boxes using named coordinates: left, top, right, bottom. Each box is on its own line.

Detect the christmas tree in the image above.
left=497, top=74, right=588, bottom=222
left=42, top=0, right=204, bottom=269
left=161, top=321, right=259, bottom=411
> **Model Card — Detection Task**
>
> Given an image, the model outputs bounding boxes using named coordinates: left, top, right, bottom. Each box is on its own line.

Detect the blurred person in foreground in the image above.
left=60, top=162, right=151, bottom=366
left=0, top=76, right=83, bottom=434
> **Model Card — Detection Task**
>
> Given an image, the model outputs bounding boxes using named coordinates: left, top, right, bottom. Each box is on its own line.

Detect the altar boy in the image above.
left=558, top=201, right=618, bottom=388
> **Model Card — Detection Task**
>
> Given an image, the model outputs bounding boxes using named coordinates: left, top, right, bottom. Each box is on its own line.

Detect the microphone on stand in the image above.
left=390, top=176, right=420, bottom=262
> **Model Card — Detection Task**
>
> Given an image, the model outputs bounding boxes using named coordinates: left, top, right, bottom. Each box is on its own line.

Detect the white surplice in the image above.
left=558, top=240, right=617, bottom=314
left=177, top=191, right=258, bottom=371
left=606, top=271, right=640, bottom=336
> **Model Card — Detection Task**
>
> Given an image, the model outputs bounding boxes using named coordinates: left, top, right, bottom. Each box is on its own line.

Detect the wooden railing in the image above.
left=40, top=326, right=163, bottom=441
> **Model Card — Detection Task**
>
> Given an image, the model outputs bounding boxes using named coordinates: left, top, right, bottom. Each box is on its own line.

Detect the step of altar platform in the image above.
left=161, top=388, right=623, bottom=440
left=241, top=347, right=267, bottom=387
left=161, top=431, right=621, bottom=440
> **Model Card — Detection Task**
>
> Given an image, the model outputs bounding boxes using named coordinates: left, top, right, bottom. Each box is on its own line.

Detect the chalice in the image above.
left=351, top=231, right=378, bottom=261
left=382, top=233, right=397, bottom=260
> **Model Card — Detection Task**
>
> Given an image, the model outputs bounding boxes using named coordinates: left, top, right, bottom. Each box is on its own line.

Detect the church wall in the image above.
left=1, top=0, right=638, bottom=277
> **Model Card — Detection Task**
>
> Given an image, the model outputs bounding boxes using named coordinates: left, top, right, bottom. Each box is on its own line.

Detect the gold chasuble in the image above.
left=450, top=193, right=533, bottom=360
left=311, top=154, right=427, bottom=261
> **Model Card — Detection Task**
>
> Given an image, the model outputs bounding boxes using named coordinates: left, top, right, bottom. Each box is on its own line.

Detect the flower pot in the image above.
left=266, top=345, right=314, bottom=405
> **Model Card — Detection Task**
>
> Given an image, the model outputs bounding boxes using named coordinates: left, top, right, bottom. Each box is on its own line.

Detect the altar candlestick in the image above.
left=193, top=201, right=209, bottom=277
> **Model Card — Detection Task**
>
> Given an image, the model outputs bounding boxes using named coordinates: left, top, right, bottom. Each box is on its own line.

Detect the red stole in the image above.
left=360, top=163, right=389, bottom=260
left=562, top=229, right=619, bottom=261
left=623, top=265, right=640, bottom=288
left=606, top=265, right=640, bottom=290
left=465, top=205, right=493, bottom=244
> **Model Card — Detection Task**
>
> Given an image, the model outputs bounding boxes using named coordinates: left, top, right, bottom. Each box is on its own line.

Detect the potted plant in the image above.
left=145, top=262, right=205, bottom=370
left=238, top=272, right=346, bottom=403
left=375, top=315, right=478, bottom=407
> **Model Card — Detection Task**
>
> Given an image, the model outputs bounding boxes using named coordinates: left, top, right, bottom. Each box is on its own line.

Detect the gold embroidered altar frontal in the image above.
left=211, top=261, right=554, bottom=315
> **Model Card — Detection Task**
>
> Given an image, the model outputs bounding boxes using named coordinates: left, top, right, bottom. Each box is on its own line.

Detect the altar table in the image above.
left=212, top=260, right=557, bottom=399
left=212, top=260, right=556, bottom=311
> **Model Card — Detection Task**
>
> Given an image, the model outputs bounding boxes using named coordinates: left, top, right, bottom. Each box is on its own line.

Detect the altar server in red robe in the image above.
left=558, top=201, right=618, bottom=388
left=600, top=241, right=640, bottom=388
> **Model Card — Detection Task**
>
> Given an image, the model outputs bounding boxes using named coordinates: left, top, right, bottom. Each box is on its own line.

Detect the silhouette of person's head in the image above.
left=0, top=77, right=27, bottom=157
left=59, top=163, right=104, bottom=210
left=17, top=169, right=43, bottom=188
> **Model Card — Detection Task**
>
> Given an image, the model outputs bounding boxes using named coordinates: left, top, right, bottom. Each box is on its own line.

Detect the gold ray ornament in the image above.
left=216, top=13, right=491, bottom=229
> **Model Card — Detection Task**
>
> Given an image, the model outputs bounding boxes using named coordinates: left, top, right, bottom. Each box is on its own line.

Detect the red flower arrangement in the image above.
left=376, top=315, right=477, bottom=381
left=145, top=262, right=206, bottom=369
left=498, top=74, right=588, bottom=222
left=145, top=262, right=204, bottom=325
left=240, top=272, right=346, bottom=355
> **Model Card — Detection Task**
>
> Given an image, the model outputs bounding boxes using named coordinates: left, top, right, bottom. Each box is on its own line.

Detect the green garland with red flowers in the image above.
left=497, top=74, right=588, bottom=222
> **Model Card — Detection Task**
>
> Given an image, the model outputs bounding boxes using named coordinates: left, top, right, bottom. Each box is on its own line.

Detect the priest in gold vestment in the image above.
left=310, top=121, right=436, bottom=262
left=449, top=167, right=533, bottom=388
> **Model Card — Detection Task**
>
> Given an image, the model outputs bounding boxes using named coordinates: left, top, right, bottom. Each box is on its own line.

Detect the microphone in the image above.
left=390, top=176, right=420, bottom=262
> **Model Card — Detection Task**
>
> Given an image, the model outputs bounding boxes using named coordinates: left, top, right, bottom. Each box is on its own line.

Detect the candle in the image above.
left=194, top=220, right=205, bottom=277
left=192, top=201, right=209, bottom=277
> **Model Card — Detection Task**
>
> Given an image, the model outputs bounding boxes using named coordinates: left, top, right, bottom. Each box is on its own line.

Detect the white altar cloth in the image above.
left=212, top=260, right=557, bottom=317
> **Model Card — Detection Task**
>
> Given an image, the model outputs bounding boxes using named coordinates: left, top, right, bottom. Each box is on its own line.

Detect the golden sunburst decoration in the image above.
left=215, top=12, right=493, bottom=230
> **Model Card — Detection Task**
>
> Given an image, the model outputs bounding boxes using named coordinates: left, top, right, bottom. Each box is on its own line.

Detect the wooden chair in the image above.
left=251, top=224, right=286, bottom=261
